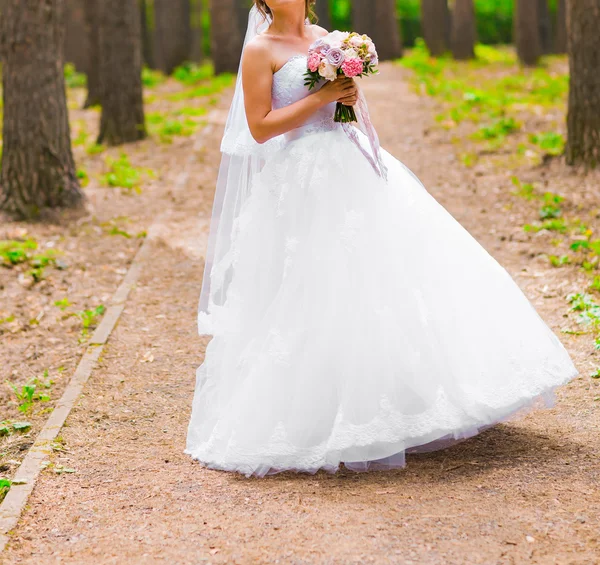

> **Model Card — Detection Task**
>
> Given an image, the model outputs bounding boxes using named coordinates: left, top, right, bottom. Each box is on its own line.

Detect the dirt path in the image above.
left=3, top=65, right=599, bottom=565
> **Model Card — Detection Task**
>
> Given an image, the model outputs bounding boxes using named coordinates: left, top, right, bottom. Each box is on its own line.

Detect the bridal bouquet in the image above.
left=304, top=31, right=379, bottom=123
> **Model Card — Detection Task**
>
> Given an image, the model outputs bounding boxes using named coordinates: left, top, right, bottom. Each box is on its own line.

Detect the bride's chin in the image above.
left=263, top=0, right=306, bottom=11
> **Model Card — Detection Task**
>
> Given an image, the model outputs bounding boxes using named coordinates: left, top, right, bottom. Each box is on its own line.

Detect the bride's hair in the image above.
left=254, top=0, right=317, bottom=22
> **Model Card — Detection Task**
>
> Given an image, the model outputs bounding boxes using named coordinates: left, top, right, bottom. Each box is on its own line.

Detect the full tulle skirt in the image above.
left=185, top=127, right=577, bottom=477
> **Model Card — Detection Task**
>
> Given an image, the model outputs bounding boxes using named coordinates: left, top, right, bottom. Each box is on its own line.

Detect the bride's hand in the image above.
left=318, top=78, right=358, bottom=106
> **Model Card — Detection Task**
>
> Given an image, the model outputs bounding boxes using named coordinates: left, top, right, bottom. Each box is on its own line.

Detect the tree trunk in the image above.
left=352, top=0, right=402, bottom=61
left=451, top=0, right=476, bottom=60
left=538, top=0, right=553, bottom=53
left=190, top=0, right=205, bottom=63
left=314, top=0, right=331, bottom=29
left=352, top=0, right=374, bottom=37
left=555, top=0, right=567, bottom=53
left=154, top=0, right=191, bottom=74
left=566, top=0, right=600, bottom=168
left=97, top=0, right=146, bottom=145
left=373, top=0, right=402, bottom=60
left=64, top=0, right=90, bottom=72
left=421, top=0, right=450, bottom=56
left=83, top=0, right=102, bottom=108
left=0, top=0, right=84, bottom=220
left=515, top=0, right=542, bottom=66
left=140, top=0, right=155, bottom=68
left=210, top=0, right=244, bottom=74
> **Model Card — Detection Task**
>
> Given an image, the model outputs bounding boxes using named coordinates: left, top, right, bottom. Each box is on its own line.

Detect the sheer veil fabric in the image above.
left=187, top=7, right=578, bottom=478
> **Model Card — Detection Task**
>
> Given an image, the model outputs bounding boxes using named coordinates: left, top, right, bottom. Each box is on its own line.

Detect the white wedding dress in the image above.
left=185, top=54, right=578, bottom=477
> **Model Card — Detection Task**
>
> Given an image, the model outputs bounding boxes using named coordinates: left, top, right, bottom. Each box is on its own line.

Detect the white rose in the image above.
left=327, top=30, right=350, bottom=49
left=319, top=60, right=337, bottom=81
left=350, top=36, right=363, bottom=48
left=343, top=48, right=359, bottom=60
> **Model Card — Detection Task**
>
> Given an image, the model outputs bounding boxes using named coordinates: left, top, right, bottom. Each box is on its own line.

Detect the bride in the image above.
left=185, top=0, right=577, bottom=477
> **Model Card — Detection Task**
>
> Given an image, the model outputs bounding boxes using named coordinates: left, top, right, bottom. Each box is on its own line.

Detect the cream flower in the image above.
left=319, top=60, right=337, bottom=81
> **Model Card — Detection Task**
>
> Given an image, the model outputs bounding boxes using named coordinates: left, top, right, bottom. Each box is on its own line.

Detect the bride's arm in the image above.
left=242, top=42, right=357, bottom=145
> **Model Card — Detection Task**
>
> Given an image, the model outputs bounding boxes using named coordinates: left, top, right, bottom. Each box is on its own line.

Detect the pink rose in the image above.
left=308, top=52, right=321, bottom=73
left=341, top=58, right=364, bottom=78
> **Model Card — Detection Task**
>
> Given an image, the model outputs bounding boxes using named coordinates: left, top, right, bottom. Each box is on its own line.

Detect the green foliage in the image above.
left=86, top=143, right=106, bottom=156
left=529, top=132, right=565, bottom=156
left=474, top=117, right=520, bottom=141
left=168, top=73, right=235, bottom=101
left=510, top=177, right=535, bottom=200
left=101, top=154, right=155, bottom=193
left=0, top=421, right=31, bottom=436
left=142, top=67, right=166, bottom=87
left=54, top=298, right=71, bottom=311
left=400, top=42, right=567, bottom=140
left=0, top=239, right=37, bottom=266
left=523, top=219, right=568, bottom=233
left=549, top=254, right=569, bottom=267
left=0, top=479, right=10, bottom=503
left=64, top=63, right=87, bottom=88
left=539, top=193, right=564, bottom=220
left=74, top=305, right=105, bottom=331
left=327, top=0, right=553, bottom=47
left=173, top=62, right=215, bottom=85
left=567, top=293, right=600, bottom=326
left=77, top=168, right=90, bottom=187
left=146, top=111, right=199, bottom=143
left=0, top=240, right=62, bottom=282
left=6, top=371, right=53, bottom=414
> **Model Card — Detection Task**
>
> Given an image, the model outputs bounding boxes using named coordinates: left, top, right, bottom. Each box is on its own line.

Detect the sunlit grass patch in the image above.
left=146, top=111, right=200, bottom=143
left=64, top=63, right=87, bottom=89
left=100, top=153, right=155, bottom=193
left=173, top=62, right=215, bottom=85
left=399, top=41, right=568, bottom=139
left=529, top=131, right=565, bottom=156
left=142, top=67, right=167, bottom=88
left=168, top=73, right=235, bottom=101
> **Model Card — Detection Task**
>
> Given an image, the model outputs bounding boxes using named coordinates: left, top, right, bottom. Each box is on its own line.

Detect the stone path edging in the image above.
left=0, top=118, right=217, bottom=554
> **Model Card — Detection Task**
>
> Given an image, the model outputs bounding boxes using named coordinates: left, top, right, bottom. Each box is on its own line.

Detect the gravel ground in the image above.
left=2, top=64, right=599, bottom=565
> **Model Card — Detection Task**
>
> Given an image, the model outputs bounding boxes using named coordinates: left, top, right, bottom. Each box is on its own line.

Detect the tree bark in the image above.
left=538, top=0, right=553, bottom=54
left=64, top=0, right=90, bottom=72
left=83, top=0, right=102, bottom=107
left=0, top=0, right=84, bottom=220
left=566, top=0, right=600, bottom=168
left=451, top=0, right=476, bottom=60
left=352, top=0, right=402, bottom=61
left=555, top=0, right=567, bottom=53
left=97, top=0, right=147, bottom=145
left=190, top=0, right=205, bottom=63
left=154, top=0, right=191, bottom=74
left=515, top=0, right=542, bottom=66
left=210, top=0, right=244, bottom=74
left=140, top=0, right=155, bottom=68
left=421, top=0, right=450, bottom=56
left=314, top=0, right=331, bottom=29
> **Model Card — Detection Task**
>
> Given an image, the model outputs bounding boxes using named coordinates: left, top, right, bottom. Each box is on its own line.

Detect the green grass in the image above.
left=100, top=154, right=155, bottom=193
left=168, top=73, right=235, bottom=101
left=529, top=131, right=565, bottom=156
left=6, top=371, right=53, bottom=414
left=142, top=67, right=167, bottom=88
left=173, top=62, right=215, bottom=85
left=0, top=479, right=11, bottom=503
left=0, top=239, right=62, bottom=282
left=64, top=63, right=87, bottom=88
left=399, top=41, right=568, bottom=141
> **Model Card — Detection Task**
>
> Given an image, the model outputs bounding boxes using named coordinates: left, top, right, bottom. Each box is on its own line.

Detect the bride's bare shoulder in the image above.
left=244, top=35, right=272, bottom=60
left=243, top=35, right=275, bottom=70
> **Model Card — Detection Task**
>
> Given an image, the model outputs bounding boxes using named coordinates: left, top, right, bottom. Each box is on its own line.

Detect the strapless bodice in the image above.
left=272, top=55, right=339, bottom=141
